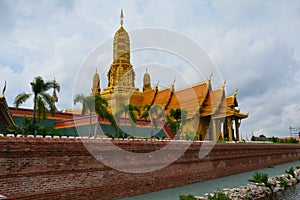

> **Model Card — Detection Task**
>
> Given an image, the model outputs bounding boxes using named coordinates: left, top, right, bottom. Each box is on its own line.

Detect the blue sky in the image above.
left=1, top=0, right=300, bottom=137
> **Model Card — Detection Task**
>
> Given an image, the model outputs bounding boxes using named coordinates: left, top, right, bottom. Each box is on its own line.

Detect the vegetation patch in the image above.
left=248, top=172, right=271, bottom=188
left=179, top=194, right=197, bottom=200
left=207, top=191, right=231, bottom=200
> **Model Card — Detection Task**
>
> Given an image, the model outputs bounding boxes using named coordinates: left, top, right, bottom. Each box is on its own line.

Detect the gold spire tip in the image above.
left=120, top=9, right=124, bottom=26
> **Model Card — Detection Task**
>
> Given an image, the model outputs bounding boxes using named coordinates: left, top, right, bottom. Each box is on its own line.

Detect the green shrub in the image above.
left=271, top=136, right=279, bottom=143
left=285, top=167, right=296, bottom=178
left=249, top=172, right=271, bottom=187
left=105, top=132, right=115, bottom=139
left=287, top=137, right=299, bottom=144
left=38, top=126, right=58, bottom=137
left=53, top=131, right=62, bottom=138
left=279, top=177, right=288, bottom=188
left=179, top=195, right=196, bottom=200
left=208, top=191, right=231, bottom=200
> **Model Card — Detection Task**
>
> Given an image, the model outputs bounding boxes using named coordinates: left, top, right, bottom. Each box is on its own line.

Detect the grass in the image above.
left=285, top=167, right=296, bottom=178
left=248, top=172, right=272, bottom=188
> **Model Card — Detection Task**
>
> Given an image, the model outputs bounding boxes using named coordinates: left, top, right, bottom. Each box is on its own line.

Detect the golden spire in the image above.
left=91, top=68, right=101, bottom=95
left=52, top=78, right=58, bottom=103
left=143, top=68, right=152, bottom=92
left=52, top=88, right=58, bottom=102
left=120, top=9, right=124, bottom=26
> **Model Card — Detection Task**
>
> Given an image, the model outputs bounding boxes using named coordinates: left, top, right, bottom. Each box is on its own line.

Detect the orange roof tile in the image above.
left=129, top=93, right=144, bottom=107
left=152, top=88, right=172, bottom=107
left=167, top=82, right=209, bottom=110
left=200, top=87, right=224, bottom=117
left=141, top=89, right=157, bottom=106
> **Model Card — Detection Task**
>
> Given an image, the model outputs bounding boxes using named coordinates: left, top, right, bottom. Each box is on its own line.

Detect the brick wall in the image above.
left=0, top=137, right=300, bottom=199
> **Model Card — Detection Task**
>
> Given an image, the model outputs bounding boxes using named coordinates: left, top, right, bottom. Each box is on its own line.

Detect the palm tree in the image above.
left=115, top=103, right=140, bottom=135
left=148, top=104, right=168, bottom=137
left=74, top=94, right=94, bottom=137
left=14, top=76, right=60, bottom=136
left=141, top=104, right=151, bottom=121
left=74, top=94, right=116, bottom=137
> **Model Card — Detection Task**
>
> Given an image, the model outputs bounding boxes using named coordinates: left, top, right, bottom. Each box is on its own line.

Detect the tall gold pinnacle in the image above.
left=120, top=9, right=124, bottom=26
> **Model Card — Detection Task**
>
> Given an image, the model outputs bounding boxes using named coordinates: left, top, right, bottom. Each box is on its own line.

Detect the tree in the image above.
left=115, top=103, right=140, bottom=135
left=148, top=104, right=166, bottom=136
left=14, top=76, right=60, bottom=136
left=167, top=108, right=187, bottom=135
left=141, top=104, right=151, bottom=121
left=74, top=94, right=116, bottom=137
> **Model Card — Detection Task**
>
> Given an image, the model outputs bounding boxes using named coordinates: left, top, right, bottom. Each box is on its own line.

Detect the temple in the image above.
left=87, top=10, right=248, bottom=141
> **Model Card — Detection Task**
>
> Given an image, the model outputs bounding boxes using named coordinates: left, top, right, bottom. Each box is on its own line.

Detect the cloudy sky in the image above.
left=1, top=0, right=300, bottom=137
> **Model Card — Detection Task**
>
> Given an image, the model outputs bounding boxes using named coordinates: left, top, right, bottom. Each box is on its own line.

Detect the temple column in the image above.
left=216, top=120, right=220, bottom=140
left=223, top=119, right=227, bottom=139
left=235, top=118, right=241, bottom=141
left=220, top=121, right=224, bottom=139
left=227, top=118, right=233, bottom=141
left=212, top=120, right=218, bottom=141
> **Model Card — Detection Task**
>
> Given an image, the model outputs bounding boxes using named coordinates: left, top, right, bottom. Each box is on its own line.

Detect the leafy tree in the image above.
left=114, top=103, right=140, bottom=135
left=14, top=76, right=60, bottom=136
left=167, top=108, right=187, bottom=135
left=169, top=108, right=187, bottom=124
left=74, top=94, right=116, bottom=137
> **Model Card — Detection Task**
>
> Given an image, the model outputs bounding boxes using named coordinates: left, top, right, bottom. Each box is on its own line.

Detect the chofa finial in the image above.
left=172, top=78, right=176, bottom=85
left=2, top=80, right=6, bottom=95
left=233, top=87, right=238, bottom=95
left=120, top=9, right=124, bottom=26
left=208, top=72, right=213, bottom=81
left=221, top=79, right=226, bottom=88
left=155, top=81, right=159, bottom=88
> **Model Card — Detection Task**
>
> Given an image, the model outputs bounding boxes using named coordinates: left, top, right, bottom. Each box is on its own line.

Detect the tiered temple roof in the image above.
left=0, top=93, right=15, bottom=133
